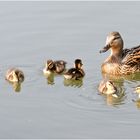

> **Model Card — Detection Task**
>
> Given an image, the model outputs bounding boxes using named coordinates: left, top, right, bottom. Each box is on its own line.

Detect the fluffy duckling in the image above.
left=43, top=59, right=66, bottom=76
left=135, top=85, right=140, bottom=98
left=100, top=31, right=140, bottom=75
left=133, top=85, right=140, bottom=109
left=135, top=85, right=140, bottom=93
left=64, top=59, right=85, bottom=80
left=98, top=80, right=118, bottom=97
left=5, top=68, right=24, bottom=83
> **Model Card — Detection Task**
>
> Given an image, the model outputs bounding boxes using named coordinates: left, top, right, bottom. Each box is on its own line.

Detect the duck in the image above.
left=43, top=59, right=67, bottom=76
left=98, top=80, right=118, bottom=97
left=5, top=68, right=24, bottom=83
left=100, top=31, right=140, bottom=75
left=63, top=59, right=85, bottom=80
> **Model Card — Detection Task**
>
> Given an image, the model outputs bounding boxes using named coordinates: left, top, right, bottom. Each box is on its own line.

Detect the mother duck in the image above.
left=100, top=31, right=140, bottom=75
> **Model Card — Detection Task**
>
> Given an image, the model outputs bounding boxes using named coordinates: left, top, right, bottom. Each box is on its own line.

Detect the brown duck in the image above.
left=100, top=31, right=140, bottom=75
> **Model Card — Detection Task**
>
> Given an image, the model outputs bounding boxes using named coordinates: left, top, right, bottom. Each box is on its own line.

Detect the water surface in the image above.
left=0, top=1, right=140, bottom=138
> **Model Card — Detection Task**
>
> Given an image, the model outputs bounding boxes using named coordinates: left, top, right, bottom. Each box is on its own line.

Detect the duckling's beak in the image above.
left=112, top=93, right=119, bottom=98
left=99, top=44, right=111, bottom=53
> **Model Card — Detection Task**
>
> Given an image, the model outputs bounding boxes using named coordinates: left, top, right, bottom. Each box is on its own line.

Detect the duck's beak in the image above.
left=99, top=44, right=111, bottom=53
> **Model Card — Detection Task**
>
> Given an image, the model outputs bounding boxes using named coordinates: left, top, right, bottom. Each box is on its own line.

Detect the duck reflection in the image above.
left=45, top=73, right=55, bottom=85
left=63, top=79, right=83, bottom=88
left=102, top=72, right=140, bottom=82
left=12, top=82, right=22, bottom=92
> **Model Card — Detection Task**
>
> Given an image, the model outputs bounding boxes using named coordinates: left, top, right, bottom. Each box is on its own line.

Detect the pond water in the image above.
left=0, top=1, right=140, bottom=138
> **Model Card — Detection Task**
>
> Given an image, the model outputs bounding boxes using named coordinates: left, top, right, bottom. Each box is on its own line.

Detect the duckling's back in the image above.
left=55, top=60, right=66, bottom=74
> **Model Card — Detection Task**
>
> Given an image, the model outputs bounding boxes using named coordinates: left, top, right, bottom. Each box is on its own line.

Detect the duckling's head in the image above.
left=100, top=31, right=124, bottom=56
left=46, top=60, right=54, bottom=70
left=98, top=80, right=117, bottom=95
left=14, top=70, right=24, bottom=83
left=135, top=86, right=140, bottom=94
left=75, top=59, right=83, bottom=69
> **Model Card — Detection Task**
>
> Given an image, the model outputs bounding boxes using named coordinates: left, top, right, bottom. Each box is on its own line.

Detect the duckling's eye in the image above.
left=110, top=40, right=115, bottom=46
left=108, top=83, right=111, bottom=86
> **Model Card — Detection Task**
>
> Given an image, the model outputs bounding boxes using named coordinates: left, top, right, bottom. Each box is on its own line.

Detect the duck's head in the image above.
left=100, top=32, right=124, bottom=56
left=14, top=70, right=24, bottom=83
left=46, top=60, right=54, bottom=70
left=75, top=59, right=83, bottom=69
left=98, top=80, right=117, bottom=96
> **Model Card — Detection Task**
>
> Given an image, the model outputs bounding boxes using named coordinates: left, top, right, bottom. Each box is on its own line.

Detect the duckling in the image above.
left=100, top=31, right=140, bottom=75
left=135, top=85, right=140, bottom=98
left=64, top=59, right=85, bottom=80
left=5, top=68, right=24, bottom=83
left=133, top=85, right=140, bottom=109
left=43, top=59, right=66, bottom=76
left=98, top=80, right=118, bottom=97
left=135, top=85, right=140, bottom=92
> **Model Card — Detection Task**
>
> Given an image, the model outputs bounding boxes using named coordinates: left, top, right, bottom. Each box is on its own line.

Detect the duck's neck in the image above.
left=110, top=47, right=123, bottom=63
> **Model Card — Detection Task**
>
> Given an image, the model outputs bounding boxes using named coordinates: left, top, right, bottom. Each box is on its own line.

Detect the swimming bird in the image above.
left=5, top=68, right=24, bottom=83
left=135, top=85, right=140, bottom=98
left=43, top=59, right=67, bottom=76
left=98, top=80, right=118, bottom=97
left=64, top=59, right=85, bottom=80
left=100, top=31, right=140, bottom=75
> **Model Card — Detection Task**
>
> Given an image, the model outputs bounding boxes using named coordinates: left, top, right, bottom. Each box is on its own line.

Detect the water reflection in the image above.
left=44, top=73, right=55, bottom=85
left=99, top=73, right=127, bottom=106
left=101, top=72, right=140, bottom=105
left=12, top=82, right=22, bottom=92
left=102, top=72, right=140, bottom=82
left=63, top=79, right=83, bottom=88
left=7, top=82, right=23, bottom=92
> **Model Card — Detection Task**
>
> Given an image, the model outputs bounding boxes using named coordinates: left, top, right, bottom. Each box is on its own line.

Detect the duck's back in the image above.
left=121, top=45, right=140, bottom=74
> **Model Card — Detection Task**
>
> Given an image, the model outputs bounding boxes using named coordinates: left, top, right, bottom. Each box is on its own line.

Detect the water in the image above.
left=0, top=1, right=140, bottom=138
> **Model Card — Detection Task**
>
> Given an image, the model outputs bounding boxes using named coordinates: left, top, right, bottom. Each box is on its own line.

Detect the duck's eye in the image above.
left=113, top=36, right=120, bottom=41
left=109, top=40, right=115, bottom=46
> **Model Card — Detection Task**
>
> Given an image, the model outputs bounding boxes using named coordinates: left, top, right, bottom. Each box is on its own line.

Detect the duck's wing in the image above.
left=121, top=45, right=140, bottom=74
